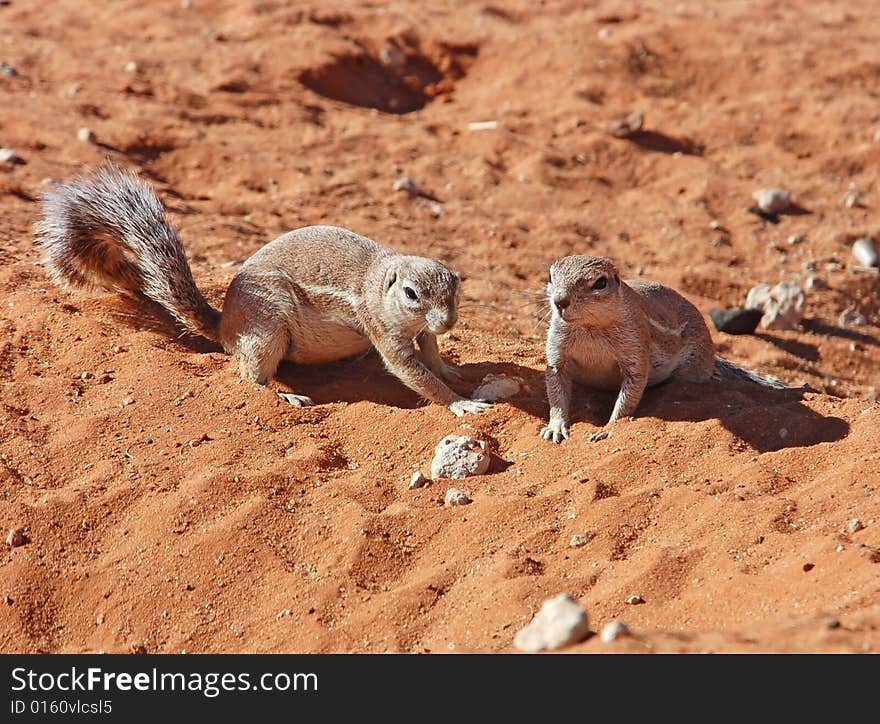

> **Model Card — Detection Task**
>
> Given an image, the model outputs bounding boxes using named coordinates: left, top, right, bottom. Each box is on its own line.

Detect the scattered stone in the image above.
left=120, top=396, right=135, bottom=406
left=825, top=618, right=841, bottom=630
left=467, top=120, right=498, bottom=131
left=130, top=643, right=147, bottom=655
left=787, top=234, right=804, bottom=245
left=607, top=111, right=644, bottom=138
left=709, top=308, right=762, bottom=335
left=625, top=594, right=645, bottom=605
left=276, top=609, right=291, bottom=620
left=428, top=201, right=444, bottom=218
left=124, top=60, right=140, bottom=73
left=431, top=435, right=490, bottom=479
left=408, top=471, right=429, bottom=490
left=803, top=562, right=815, bottom=572
left=752, top=188, right=792, bottom=214
left=0, top=62, right=18, bottom=76
left=472, top=374, right=521, bottom=402
left=444, top=488, right=472, bottom=506
left=709, top=219, right=722, bottom=230
left=569, top=533, right=594, bottom=548
left=838, top=307, right=867, bottom=327
left=378, top=46, right=406, bottom=68
left=600, top=619, right=631, bottom=643
left=754, top=535, right=764, bottom=544
left=836, top=544, right=845, bottom=553
left=77, top=127, right=96, bottom=144
left=745, top=283, right=771, bottom=310
left=513, top=593, right=590, bottom=652
left=6, top=528, right=25, bottom=548
left=875, top=129, right=880, bottom=143
left=848, top=518, right=864, bottom=534
left=852, top=238, right=879, bottom=268
left=96, top=613, right=105, bottom=625
left=805, top=275, right=826, bottom=291
left=3, top=595, right=12, bottom=605
left=393, top=176, right=417, bottom=195
left=0, top=148, right=24, bottom=166
left=760, top=281, right=805, bottom=330
left=843, top=188, right=861, bottom=208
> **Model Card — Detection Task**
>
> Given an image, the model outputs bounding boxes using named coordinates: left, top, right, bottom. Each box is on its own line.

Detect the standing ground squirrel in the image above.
left=540, top=255, right=787, bottom=443
left=36, top=164, right=491, bottom=416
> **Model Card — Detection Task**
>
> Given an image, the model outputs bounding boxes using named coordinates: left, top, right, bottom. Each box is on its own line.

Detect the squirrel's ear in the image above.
left=384, top=269, right=397, bottom=293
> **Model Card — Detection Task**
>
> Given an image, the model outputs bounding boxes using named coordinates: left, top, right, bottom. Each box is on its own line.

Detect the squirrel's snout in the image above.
left=553, top=295, right=571, bottom=316
left=426, top=308, right=454, bottom=334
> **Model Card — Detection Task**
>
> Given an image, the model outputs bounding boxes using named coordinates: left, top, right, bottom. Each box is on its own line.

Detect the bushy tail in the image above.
left=35, top=164, right=220, bottom=341
left=714, top=356, right=788, bottom=390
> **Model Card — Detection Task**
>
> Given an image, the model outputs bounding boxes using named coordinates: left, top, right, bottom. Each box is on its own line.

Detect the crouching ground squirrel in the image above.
left=540, top=255, right=786, bottom=443
left=36, top=164, right=491, bottom=416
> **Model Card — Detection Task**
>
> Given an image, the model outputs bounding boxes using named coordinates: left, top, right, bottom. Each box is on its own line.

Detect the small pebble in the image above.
left=787, top=234, right=804, bottom=245
left=124, top=60, right=139, bottom=73
left=393, top=176, right=417, bottom=195
left=569, top=533, right=593, bottom=548
left=6, top=528, right=25, bottom=548
left=472, top=374, right=521, bottom=402
left=378, top=46, right=406, bottom=68
left=428, top=201, right=444, bottom=218
left=874, top=129, right=880, bottom=143
left=839, top=308, right=867, bottom=327
left=843, top=188, right=860, bottom=208
left=825, top=618, right=841, bottom=630
left=3, top=596, right=12, bottom=606
left=444, top=488, right=471, bottom=506
left=607, top=112, right=644, bottom=138
left=120, top=396, right=135, bottom=406
left=467, top=120, right=498, bottom=131
left=77, top=127, right=96, bottom=144
left=752, top=188, right=792, bottom=214
left=96, top=613, right=105, bottom=625
left=852, top=238, right=879, bottom=268
left=802, top=563, right=815, bottom=572
left=0, top=147, right=24, bottom=165
left=709, top=308, right=762, bottom=335
left=760, top=281, right=805, bottom=331
left=805, top=275, right=826, bottom=291
left=848, top=518, right=864, bottom=533
left=625, top=594, right=645, bottom=605
left=754, top=535, right=764, bottom=544
left=408, top=471, right=429, bottom=490
left=431, top=435, right=490, bottom=479
left=0, top=61, right=18, bottom=76
left=600, top=619, right=631, bottom=643
left=513, top=593, right=590, bottom=652
left=745, top=283, right=771, bottom=310
left=836, top=544, right=845, bottom=553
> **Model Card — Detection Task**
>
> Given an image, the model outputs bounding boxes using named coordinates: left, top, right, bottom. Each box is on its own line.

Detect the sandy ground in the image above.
left=1, top=0, right=878, bottom=653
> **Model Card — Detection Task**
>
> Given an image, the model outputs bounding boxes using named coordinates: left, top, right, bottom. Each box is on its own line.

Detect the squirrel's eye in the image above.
left=404, top=286, right=418, bottom=301
left=592, top=276, right=607, bottom=290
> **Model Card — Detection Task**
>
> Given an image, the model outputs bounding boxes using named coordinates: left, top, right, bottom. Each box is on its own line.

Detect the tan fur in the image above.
left=36, top=165, right=491, bottom=416
left=540, top=255, right=716, bottom=443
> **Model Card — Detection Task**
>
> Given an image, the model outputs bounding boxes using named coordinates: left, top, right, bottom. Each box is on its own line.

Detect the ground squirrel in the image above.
left=540, top=255, right=786, bottom=443
left=36, top=164, right=491, bottom=416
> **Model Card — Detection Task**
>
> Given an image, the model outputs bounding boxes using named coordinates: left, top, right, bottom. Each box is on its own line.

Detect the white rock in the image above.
left=468, top=120, right=498, bottom=131
left=852, top=238, right=878, bottom=268
left=745, top=283, right=772, bottom=310
left=0, top=148, right=23, bottom=165
left=472, top=374, right=521, bottom=402
left=760, top=281, right=805, bottom=331
left=513, top=593, right=590, bottom=652
left=569, top=533, right=593, bottom=548
left=625, top=594, right=645, bottom=605
left=77, top=127, right=96, bottom=144
left=444, top=488, right=471, bottom=506
left=805, top=275, right=826, bottom=291
left=393, top=176, right=417, bottom=195
left=124, top=60, right=139, bottom=73
left=431, top=435, right=490, bottom=479
left=848, top=518, right=864, bottom=533
left=752, top=188, right=792, bottom=214
left=600, top=619, right=631, bottom=643
left=6, top=528, right=25, bottom=548
left=408, top=471, right=429, bottom=490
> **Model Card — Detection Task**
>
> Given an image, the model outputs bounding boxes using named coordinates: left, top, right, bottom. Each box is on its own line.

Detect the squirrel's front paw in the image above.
left=540, top=420, right=570, bottom=444
left=277, top=392, right=314, bottom=407
left=448, top=398, right=492, bottom=416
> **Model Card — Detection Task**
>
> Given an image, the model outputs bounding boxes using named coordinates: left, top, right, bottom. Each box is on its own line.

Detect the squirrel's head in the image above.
left=547, top=255, right=622, bottom=326
left=382, top=256, right=461, bottom=335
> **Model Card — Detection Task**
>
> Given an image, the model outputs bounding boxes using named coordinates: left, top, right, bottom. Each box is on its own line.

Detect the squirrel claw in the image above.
left=277, top=392, right=314, bottom=407
left=540, top=422, right=570, bottom=444
left=588, top=429, right=610, bottom=442
left=448, top=398, right=492, bottom=416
